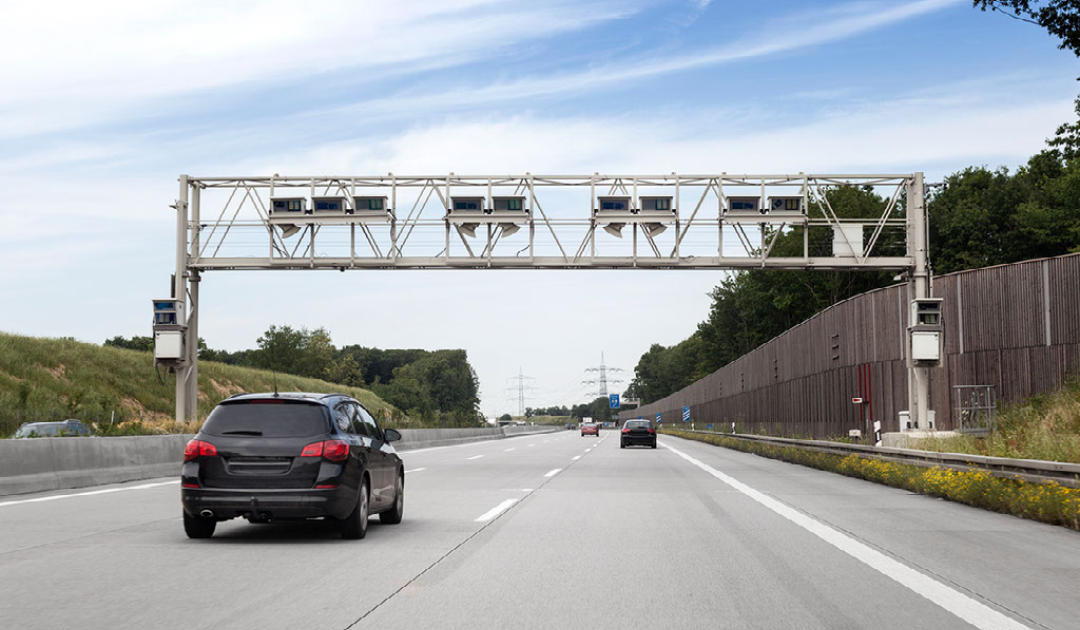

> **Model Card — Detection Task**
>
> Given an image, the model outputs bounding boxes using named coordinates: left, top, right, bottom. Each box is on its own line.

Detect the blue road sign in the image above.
left=706, top=424, right=714, bottom=430
left=609, top=394, right=620, bottom=409
left=682, top=406, right=690, bottom=422
left=656, top=412, right=662, bottom=423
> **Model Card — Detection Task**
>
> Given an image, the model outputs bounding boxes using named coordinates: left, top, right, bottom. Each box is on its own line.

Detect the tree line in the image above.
left=105, top=325, right=481, bottom=425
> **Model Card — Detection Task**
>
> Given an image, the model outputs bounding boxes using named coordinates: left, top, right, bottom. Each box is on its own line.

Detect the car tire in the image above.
left=651, top=441, right=657, bottom=449
left=341, top=479, right=370, bottom=540
left=380, top=473, right=404, bottom=525
left=183, top=511, right=216, bottom=539
left=620, top=442, right=625, bottom=449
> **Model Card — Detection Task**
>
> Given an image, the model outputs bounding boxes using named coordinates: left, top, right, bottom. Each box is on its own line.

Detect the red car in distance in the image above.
left=581, top=423, right=600, bottom=437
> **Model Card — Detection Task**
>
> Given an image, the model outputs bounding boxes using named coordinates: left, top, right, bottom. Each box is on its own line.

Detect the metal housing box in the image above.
left=492, top=196, right=527, bottom=213
left=270, top=197, right=307, bottom=215
left=767, top=196, right=804, bottom=214
left=154, top=329, right=184, bottom=361
left=311, top=196, right=346, bottom=214
left=596, top=196, right=631, bottom=213
left=639, top=196, right=674, bottom=214
left=911, top=331, right=941, bottom=362
left=352, top=196, right=388, bottom=213
left=726, top=196, right=761, bottom=214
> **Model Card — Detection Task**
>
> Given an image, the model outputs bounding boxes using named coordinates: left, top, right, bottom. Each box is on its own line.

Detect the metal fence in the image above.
left=626, top=253, right=1080, bottom=437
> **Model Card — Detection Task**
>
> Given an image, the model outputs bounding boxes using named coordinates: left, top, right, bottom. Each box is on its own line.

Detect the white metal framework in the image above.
left=166, top=173, right=933, bottom=430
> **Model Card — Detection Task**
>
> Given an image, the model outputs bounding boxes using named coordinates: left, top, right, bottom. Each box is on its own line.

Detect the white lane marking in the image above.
left=515, top=488, right=535, bottom=492
left=467, top=455, right=484, bottom=460
left=405, top=468, right=426, bottom=474
left=661, top=442, right=1033, bottom=630
left=528, top=444, right=537, bottom=448
left=544, top=468, right=562, bottom=478
left=0, top=480, right=178, bottom=508
left=572, top=455, right=582, bottom=460
left=402, top=431, right=559, bottom=455
left=475, top=499, right=518, bottom=522
left=504, top=448, right=516, bottom=452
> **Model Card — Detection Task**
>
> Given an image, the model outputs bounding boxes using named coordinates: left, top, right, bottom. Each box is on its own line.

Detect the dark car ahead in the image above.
left=180, top=393, right=404, bottom=540
left=620, top=419, right=657, bottom=449
left=13, top=419, right=92, bottom=438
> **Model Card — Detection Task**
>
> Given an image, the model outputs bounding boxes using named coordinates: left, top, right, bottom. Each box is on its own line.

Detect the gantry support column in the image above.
left=906, top=172, right=931, bottom=430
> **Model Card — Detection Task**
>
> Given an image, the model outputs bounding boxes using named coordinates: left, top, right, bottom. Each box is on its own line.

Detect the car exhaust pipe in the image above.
left=199, top=509, right=215, bottom=519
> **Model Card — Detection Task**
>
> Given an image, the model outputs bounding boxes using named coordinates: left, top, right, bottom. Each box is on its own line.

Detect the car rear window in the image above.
left=201, top=402, right=329, bottom=438
left=626, top=421, right=651, bottom=429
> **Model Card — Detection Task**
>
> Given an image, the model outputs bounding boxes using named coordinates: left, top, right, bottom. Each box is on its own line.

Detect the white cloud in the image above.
left=0, top=0, right=643, bottom=137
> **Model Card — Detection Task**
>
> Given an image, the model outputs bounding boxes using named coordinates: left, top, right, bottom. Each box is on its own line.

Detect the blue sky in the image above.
left=0, top=0, right=1076, bottom=415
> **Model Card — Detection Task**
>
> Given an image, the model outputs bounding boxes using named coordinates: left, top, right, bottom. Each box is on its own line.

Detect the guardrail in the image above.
left=668, top=429, right=1080, bottom=489
left=0, top=426, right=561, bottom=497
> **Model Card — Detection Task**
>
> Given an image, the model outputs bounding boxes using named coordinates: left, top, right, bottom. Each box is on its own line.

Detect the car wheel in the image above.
left=620, top=442, right=625, bottom=449
left=183, top=511, right=216, bottom=539
left=651, top=441, right=657, bottom=449
left=341, top=480, right=370, bottom=540
left=380, top=473, right=404, bottom=525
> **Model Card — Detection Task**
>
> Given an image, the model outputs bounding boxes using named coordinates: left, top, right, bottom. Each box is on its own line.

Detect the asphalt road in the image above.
left=1, top=431, right=1077, bottom=630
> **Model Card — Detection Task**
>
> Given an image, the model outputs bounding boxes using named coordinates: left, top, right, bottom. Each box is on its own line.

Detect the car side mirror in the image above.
left=384, top=428, right=402, bottom=442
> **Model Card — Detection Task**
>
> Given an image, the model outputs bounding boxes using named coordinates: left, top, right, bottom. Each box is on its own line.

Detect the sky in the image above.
left=0, top=0, right=1076, bottom=417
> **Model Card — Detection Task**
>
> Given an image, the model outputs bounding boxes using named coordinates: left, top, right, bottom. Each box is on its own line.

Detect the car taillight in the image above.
left=301, top=440, right=349, bottom=462
left=322, top=440, right=349, bottom=462
left=622, top=428, right=630, bottom=434
left=183, top=439, right=217, bottom=461
left=647, top=428, right=656, bottom=434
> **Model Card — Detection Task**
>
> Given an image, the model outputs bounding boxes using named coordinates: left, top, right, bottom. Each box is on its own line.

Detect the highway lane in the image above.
left=0, top=430, right=1077, bottom=630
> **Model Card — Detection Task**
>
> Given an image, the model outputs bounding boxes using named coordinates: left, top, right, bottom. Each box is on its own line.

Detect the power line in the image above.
left=506, top=367, right=537, bottom=416
left=582, top=352, right=625, bottom=400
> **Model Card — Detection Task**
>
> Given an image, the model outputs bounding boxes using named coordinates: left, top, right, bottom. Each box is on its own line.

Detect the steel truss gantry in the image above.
left=167, top=172, right=933, bottom=431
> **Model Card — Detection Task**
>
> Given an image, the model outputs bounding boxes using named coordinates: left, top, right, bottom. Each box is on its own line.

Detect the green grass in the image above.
left=663, top=429, right=1080, bottom=531
left=917, top=377, right=1080, bottom=464
left=0, top=331, right=398, bottom=437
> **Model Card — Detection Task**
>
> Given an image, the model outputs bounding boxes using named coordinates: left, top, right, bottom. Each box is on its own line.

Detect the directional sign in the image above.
left=609, top=394, right=620, bottom=409
left=682, top=406, right=690, bottom=422
left=656, top=412, right=662, bottom=423
left=706, top=424, right=714, bottom=430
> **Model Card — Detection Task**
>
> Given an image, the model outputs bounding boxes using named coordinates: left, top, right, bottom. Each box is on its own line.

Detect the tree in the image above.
left=104, top=336, right=154, bottom=352
left=499, top=413, right=512, bottom=422
left=974, top=2, right=1080, bottom=57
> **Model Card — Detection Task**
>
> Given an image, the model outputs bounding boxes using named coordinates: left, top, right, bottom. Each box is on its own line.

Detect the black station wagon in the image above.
left=180, top=393, right=404, bottom=540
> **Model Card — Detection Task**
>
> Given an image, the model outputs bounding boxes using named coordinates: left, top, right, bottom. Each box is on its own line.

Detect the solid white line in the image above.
left=405, top=468, right=426, bottom=474
left=0, top=480, right=178, bottom=508
left=661, top=442, right=1033, bottom=630
left=467, top=455, right=484, bottom=460
left=572, top=455, right=581, bottom=460
left=544, top=468, right=562, bottom=478
left=475, top=499, right=518, bottom=522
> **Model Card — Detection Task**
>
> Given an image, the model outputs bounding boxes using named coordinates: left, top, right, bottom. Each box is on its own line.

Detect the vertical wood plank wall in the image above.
left=626, top=253, right=1080, bottom=437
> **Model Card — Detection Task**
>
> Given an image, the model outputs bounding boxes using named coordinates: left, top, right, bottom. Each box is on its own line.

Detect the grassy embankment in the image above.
left=916, top=377, right=1080, bottom=464
left=662, top=428, right=1080, bottom=530
left=0, top=332, right=398, bottom=437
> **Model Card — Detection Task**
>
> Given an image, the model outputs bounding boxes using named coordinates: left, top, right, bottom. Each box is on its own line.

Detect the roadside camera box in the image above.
left=352, top=196, right=388, bottom=213
left=726, top=196, right=761, bottom=214
left=311, top=196, right=346, bottom=214
left=451, top=197, right=485, bottom=213
left=492, top=196, right=527, bottom=213
left=270, top=197, right=307, bottom=215
left=596, top=196, right=631, bottom=213
left=767, top=196, right=803, bottom=214
left=639, top=196, right=674, bottom=213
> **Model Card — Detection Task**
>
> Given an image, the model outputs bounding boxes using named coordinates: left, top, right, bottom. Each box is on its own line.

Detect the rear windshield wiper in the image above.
left=220, top=430, right=263, bottom=436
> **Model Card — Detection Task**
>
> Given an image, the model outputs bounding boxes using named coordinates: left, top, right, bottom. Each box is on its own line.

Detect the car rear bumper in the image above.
left=621, top=435, right=656, bottom=446
left=181, top=486, right=356, bottom=521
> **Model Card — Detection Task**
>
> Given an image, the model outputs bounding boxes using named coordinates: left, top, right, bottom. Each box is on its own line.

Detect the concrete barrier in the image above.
left=0, top=426, right=560, bottom=497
